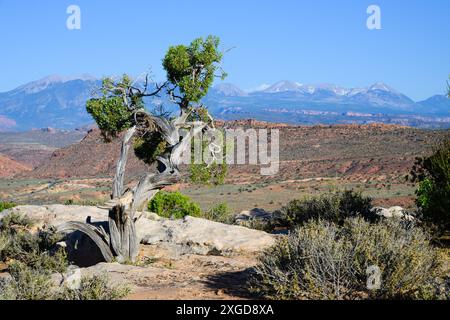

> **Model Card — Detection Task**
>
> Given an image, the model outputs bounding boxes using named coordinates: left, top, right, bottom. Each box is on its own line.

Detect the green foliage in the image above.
left=190, top=162, right=228, bottom=186
left=86, top=95, right=133, bottom=140
left=86, top=75, right=144, bottom=141
left=250, top=218, right=444, bottom=300
left=0, top=202, right=16, bottom=213
left=410, top=138, right=450, bottom=234
left=163, top=35, right=226, bottom=103
left=201, top=202, right=234, bottom=224
left=189, top=128, right=229, bottom=185
left=133, top=133, right=167, bottom=165
left=447, top=76, right=450, bottom=98
left=270, top=190, right=374, bottom=230
left=58, top=274, right=131, bottom=300
left=148, top=191, right=201, bottom=219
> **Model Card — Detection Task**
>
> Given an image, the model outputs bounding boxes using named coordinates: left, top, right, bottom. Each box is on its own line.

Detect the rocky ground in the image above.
left=0, top=205, right=276, bottom=300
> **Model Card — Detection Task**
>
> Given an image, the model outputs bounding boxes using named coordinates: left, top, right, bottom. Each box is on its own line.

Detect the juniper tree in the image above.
left=59, top=36, right=227, bottom=263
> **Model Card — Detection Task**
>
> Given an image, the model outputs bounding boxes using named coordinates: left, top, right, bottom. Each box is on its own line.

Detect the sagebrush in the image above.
left=269, top=190, right=374, bottom=231
left=250, top=218, right=444, bottom=300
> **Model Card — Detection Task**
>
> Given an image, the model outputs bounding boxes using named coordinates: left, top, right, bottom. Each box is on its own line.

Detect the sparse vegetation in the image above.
left=201, top=202, right=234, bottom=224
left=269, top=190, right=374, bottom=231
left=0, top=263, right=130, bottom=300
left=0, top=213, right=67, bottom=272
left=250, top=218, right=444, bottom=300
left=0, top=261, right=55, bottom=300
left=190, top=162, right=228, bottom=186
left=0, top=211, right=34, bottom=230
left=148, top=191, right=201, bottom=219
left=58, top=274, right=131, bottom=300
left=0, top=212, right=130, bottom=300
left=63, top=199, right=100, bottom=206
left=0, top=202, right=16, bottom=213
left=410, top=138, right=450, bottom=235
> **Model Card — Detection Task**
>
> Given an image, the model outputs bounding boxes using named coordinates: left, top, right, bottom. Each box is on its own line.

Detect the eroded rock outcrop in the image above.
left=1, top=205, right=276, bottom=260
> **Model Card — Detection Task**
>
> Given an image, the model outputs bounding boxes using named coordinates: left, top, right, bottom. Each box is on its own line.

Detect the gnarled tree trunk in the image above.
left=58, top=109, right=209, bottom=263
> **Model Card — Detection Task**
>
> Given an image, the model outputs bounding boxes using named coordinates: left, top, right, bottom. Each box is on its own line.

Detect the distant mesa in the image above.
left=0, top=153, right=31, bottom=178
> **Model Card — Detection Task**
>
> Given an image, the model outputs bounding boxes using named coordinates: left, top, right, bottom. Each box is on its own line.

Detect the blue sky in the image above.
left=0, top=0, right=449, bottom=100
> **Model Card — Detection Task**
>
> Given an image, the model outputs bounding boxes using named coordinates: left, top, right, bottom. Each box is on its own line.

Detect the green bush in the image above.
left=270, top=190, right=374, bottom=230
left=190, top=162, right=228, bottom=186
left=201, top=203, right=234, bottom=224
left=0, top=202, right=16, bottom=213
left=148, top=191, right=201, bottom=219
left=57, top=274, right=131, bottom=300
left=410, top=138, right=450, bottom=234
left=250, top=218, right=443, bottom=300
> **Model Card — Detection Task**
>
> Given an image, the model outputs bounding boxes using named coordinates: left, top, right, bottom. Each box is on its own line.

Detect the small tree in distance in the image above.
left=59, top=36, right=226, bottom=263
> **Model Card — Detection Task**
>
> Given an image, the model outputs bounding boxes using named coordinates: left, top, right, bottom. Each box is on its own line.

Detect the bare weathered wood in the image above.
left=112, top=126, right=136, bottom=199
left=61, top=77, right=216, bottom=264
left=108, top=205, right=138, bottom=262
left=58, top=221, right=114, bottom=262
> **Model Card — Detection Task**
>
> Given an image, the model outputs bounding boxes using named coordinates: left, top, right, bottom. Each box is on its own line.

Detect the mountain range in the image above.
left=0, top=76, right=449, bottom=131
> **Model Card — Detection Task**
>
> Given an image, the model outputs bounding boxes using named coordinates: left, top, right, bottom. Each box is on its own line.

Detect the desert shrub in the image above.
left=25, top=249, right=68, bottom=275
left=148, top=191, right=201, bottom=219
left=0, top=230, right=38, bottom=262
left=0, top=261, right=54, bottom=300
left=0, top=266, right=129, bottom=300
left=0, top=233, right=9, bottom=257
left=57, top=274, right=131, bottom=300
left=239, top=218, right=272, bottom=232
left=201, top=203, right=234, bottom=224
left=190, top=162, right=228, bottom=186
left=410, top=138, right=450, bottom=234
left=0, top=202, right=16, bottom=213
left=250, top=218, right=443, bottom=300
left=0, top=234, right=67, bottom=274
left=270, top=190, right=374, bottom=230
left=64, top=199, right=100, bottom=206
left=0, top=212, right=34, bottom=230
left=0, top=214, right=68, bottom=274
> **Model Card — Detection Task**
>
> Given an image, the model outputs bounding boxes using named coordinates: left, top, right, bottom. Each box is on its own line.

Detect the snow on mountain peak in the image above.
left=369, top=82, right=395, bottom=92
left=263, top=80, right=304, bottom=93
left=246, top=83, right=271, bottom=93
left=15, top=74, right=97, bottom=94
left=213, top=83, right=247, bottom=96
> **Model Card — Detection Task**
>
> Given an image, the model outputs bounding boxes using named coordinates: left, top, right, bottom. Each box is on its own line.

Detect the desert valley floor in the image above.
left=0, top=121, right=448, bottom=300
